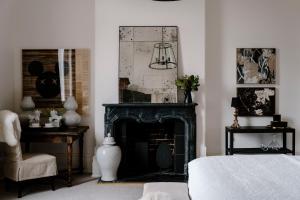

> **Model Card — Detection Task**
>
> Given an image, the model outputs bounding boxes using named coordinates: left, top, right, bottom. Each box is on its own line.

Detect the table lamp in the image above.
left=231, top=97, right=240, bottom=128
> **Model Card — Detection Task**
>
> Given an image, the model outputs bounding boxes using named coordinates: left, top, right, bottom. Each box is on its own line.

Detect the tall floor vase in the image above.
left=96, top=134, right=121, bottom=182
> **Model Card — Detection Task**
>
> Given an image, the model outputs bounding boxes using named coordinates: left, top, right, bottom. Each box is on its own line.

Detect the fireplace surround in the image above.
left=103, top=103, right=197, bottom=179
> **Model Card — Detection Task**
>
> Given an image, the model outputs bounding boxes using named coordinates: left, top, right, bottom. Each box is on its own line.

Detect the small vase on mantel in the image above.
left=96, top=133, right=121, bottom=182
left=191, top=91, right=197, bottom=103
left=63, top=96, right=81, bottom=127
left=184, top=90, right=192, bottom=103
left=19, top=96, right=35, bottom=127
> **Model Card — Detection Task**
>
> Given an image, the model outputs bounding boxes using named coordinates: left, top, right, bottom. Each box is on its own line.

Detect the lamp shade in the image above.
left=231, top=97, right=240, bottom=108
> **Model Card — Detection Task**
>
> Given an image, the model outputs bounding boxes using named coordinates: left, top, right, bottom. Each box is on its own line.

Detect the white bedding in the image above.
left=188, top=155, right=300, bottom=200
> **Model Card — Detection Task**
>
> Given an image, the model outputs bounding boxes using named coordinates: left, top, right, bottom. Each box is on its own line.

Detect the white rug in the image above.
left=0, top=180, right=144, bottom=200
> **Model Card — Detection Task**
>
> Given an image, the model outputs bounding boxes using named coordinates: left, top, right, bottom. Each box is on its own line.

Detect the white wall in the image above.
left=0, top=0, right=16, bottom=178
left=94, top=0, right=206, bottom=174
left=0, top=0, right=15, bottom=110
left=206, top=0, right=300, bottom=155
left=12, top=0, right=95, bottom=172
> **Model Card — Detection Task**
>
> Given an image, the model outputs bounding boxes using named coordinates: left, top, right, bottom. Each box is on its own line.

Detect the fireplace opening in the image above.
left=114, top=118, right=185, bottom=181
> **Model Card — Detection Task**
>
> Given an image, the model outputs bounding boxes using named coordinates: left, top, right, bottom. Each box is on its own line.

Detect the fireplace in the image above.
left=103, top=103, right=197, bottom=181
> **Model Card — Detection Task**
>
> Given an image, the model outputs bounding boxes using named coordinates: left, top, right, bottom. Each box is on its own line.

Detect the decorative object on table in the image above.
left=237, top=87, right=275, bottom=116
left=63, top=96, right=81, bottom=127
left=175, top=75, right=200, bottom=103
left=21, top=96, right=35, bottom=110
left=19, top=96, right=35, bottom=126
left=273, top=114, right=281, bottom=122
left=268, top=134, right=281, bottom=150
left=269, top=114, right=288, bottom=128
left=119, top=26, right=178, bottom=103
left=47, top=109, right=62, bottom=127
left=261, top=134, right=281, bottom=151
left=28, top=109, right=41, bottom=127
left=22, top=49, right=90, bottom=116
left=230, top=97, right=240, bottom=128
left=236, top=48, right=276, bottom=84
left=96, top=133, right=121, bottom=182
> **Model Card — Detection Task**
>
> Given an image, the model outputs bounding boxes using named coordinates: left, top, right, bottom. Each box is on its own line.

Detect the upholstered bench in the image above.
left=140, top=182, right=190, bottom=200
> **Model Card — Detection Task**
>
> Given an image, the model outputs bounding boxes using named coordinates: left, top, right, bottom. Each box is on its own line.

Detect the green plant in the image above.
left=175, top=75, right=200, bottom=91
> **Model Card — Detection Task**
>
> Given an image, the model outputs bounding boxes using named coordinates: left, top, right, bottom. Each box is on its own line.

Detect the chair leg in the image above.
left=51, top=176, right=56, bottom=191
left=4, top=178, right=9, bottom=191
left=17, top=182, right=23, bottom=198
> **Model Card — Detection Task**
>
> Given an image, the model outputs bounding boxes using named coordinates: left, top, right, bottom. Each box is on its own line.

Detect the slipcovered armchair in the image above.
left=0, top=110, right=57, bottom=198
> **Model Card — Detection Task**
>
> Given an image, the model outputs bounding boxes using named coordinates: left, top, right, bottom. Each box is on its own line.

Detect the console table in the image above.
left=225, top=126, right=295, bottom=155
left=21, top=126, right=89, bottom=186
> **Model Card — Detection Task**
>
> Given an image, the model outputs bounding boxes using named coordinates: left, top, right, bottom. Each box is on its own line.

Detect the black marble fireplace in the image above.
left=103, top=103, right=197, bottom=181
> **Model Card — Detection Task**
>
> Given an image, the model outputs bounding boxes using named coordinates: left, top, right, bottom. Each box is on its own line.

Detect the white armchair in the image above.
left=0, top=110, right=58, bottom=198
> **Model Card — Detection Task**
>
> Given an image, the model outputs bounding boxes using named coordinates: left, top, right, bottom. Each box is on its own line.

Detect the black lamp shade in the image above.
left=231, top=97, right=240, bottom=108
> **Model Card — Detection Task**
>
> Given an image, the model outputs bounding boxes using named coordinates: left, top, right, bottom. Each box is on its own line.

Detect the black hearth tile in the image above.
left=174, top=121, right=184, bottom=135
left=174, top=155, right=184, bottom=173
left=175, top=135, right=185, bottom=154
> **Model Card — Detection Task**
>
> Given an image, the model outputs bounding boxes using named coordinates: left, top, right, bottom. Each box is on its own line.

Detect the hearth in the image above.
left=103, top=103, right=197, bottom=181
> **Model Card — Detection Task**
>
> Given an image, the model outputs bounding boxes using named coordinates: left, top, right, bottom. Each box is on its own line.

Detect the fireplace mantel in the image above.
left=103, top=103, right=197, bottom=175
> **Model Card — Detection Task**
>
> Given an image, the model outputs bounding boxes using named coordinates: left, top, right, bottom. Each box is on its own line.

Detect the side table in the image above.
left=225, top=126, right=295, bottom=155
left=21, top=126, right=89, bottom=186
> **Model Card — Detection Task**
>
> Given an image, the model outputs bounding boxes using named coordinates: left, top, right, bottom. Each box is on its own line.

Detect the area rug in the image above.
left=0, top=180, right=144, bottom=200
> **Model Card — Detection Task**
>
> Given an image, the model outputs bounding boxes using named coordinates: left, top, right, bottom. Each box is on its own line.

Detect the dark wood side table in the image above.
left=21, top=126, right=89, bottom=186
left=225, top=126, right=295, bottom=155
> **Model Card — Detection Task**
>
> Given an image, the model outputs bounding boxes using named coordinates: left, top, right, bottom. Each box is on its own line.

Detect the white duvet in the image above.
left=188, top=155, right=300, bottom=200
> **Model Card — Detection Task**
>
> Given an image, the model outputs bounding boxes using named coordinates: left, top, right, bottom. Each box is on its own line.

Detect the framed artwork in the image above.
left=119, top=26, right=178, bottom=103
left=236, top=48, right=276, bottom=84
left=22, top=49, right=90, bottom=115
left=237, top=87, right=275, bottom=116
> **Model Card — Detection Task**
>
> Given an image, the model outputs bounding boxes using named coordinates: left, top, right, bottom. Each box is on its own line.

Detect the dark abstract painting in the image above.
left=237, top=87, right=275, bottom=116
left=237, top=48, right=276, bottom=84
left=22, top=49, right=90, bottom=115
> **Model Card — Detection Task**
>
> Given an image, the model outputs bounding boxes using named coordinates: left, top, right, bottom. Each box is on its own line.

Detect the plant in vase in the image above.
left=175, top=75, right=200, bottom=103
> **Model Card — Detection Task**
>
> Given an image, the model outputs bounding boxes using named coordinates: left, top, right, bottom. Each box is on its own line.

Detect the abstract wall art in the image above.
left=237, top=87, right=275, bottom=116
left=236, top=48, right=276, bottom=84
left=119, top=26, right=178, bottom=103
left=22, top=49, right=90, bottom=114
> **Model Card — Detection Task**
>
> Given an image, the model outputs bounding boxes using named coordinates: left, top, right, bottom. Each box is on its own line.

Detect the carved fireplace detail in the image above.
left=103, top=103, right=197, bottom=177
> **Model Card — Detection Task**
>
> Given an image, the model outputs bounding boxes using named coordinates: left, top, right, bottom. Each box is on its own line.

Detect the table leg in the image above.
left=225, top=130, right=228, bottom=155
left=230, top=132, right=234, bottom=155
left=283, top=132, right=287, bottom=154
left=67, top=138, right=73, bottom=187
left=292, top=131, right=295, bottom=155
left=79, top=135, right=84, bottom=174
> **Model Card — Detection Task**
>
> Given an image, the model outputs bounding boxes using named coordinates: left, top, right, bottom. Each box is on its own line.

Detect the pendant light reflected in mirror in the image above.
left=149, top=42, right=177, bottom=70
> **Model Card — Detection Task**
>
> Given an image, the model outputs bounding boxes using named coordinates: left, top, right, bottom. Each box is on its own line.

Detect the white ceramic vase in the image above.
left=63, top=96, right=81, bottom=126
left=21, top=96, right=35, bottom=110
left=19, top=96, right=35, bottom=126
left=96, top=134, right=121, bottom=182
left=191, top=91, right=197, bottom=103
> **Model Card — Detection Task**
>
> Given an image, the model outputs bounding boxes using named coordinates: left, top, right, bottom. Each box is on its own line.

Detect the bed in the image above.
left=188, top=154, right=300, bottom=200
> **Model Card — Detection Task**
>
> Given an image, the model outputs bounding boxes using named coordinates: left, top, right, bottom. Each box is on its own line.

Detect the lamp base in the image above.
left=231, top=109, right=240, bottom=128
left=231, top=120, right=240, bottom=128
